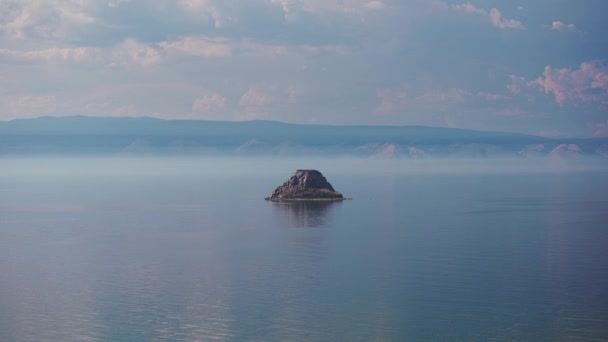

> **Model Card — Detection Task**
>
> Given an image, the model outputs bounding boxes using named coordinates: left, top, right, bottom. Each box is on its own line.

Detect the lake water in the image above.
left=1, top=157, right=607, bottom=341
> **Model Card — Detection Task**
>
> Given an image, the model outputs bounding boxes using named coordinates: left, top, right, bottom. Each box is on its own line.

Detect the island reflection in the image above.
left=271, top=201, right=342, bottom=228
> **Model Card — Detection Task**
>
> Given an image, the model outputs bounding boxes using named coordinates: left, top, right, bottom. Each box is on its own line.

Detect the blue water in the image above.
left=1, top=158, right=607, bottom=341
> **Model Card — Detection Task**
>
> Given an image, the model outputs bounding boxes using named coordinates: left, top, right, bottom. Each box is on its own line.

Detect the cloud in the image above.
left=192, top=93, right=227, bottom=114
left=0, top=95, right=57, bottom=119
left=376, top=87, right=468, bottom=113
left=0, top=46, right=102, bottom=64
left=452, top=3, right=524, bottom=29
left=550, top=21, right=577, bottom=32
left=175, top=0, right=228, bottom=28
left=452, top=3, right=485, bottom=15
left=287, top=86, right=300, bottom=104
left=270, top=0, right=389, bottom=16
left=237, top=83, right=300, bottom=120
left=311, top=0, right=373, bottom=12
left=476, top=92, right=510, bottom=101
left=107, top=0, right=129, bottom=8
left=507, top=75, right=527, bottom=94
left=83, top=101, right=138, bottom=117
left=509, top=61, right=608, bottom=107
left=0, top=39, right=163, bottom=69
left=533, top=61, right=608, bottom=106
left=0, top=0, right=96, bottom=39
left=159, top=36, right=232, bottom=58
left=240, top=84, right=273, bottom=106
left=110, top=38, right=162, bottom=68
left=239, top=85, right=274, bottom=120
left=364, top=1, right=387, bottom=10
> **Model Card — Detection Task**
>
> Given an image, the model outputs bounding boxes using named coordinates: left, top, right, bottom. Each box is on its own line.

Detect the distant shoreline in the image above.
left=265, top=198, right=352, bottom=202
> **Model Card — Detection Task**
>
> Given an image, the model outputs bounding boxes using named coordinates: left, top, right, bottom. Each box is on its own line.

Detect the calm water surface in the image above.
left=1, top=158, right=607, bottom=341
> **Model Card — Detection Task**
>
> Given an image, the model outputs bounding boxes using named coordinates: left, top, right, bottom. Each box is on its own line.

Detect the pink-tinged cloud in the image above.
left=452, top=3, right=485, bottom=15
left=507, top=75, right=527, bottom=94
left=551, top=21, right=576, bottom=32
left=452, top=3, right=524, bottom=29
left=509, top=61, right=608, bottom=106
left=534, top=61, right=608, bottom=106
left=488, top=8, right=524, bottom=29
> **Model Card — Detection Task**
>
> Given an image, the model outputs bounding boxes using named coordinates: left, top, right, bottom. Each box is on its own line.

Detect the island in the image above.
left=265, top=170, right=347, bottom=201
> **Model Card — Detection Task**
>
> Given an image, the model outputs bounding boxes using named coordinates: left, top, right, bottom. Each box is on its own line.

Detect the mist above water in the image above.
left=3, top=156, right=607, bottom=182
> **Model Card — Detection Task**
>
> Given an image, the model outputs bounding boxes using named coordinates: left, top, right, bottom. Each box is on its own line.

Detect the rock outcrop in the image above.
left=266, top=170, right=345, bottom=201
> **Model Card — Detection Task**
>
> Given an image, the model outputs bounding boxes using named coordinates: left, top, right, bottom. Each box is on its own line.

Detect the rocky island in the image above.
left=265, top=170, right=347, bottom=201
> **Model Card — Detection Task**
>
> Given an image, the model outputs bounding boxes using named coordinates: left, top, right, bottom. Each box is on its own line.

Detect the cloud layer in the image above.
left=0, top=0, right=607, bottom=137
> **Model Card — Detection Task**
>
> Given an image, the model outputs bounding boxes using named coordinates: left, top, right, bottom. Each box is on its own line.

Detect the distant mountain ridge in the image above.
left=1, top=116, right=607, bottom=158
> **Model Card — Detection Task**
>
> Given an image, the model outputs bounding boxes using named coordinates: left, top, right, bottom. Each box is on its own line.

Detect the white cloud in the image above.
left=61, top=83, right=210, bottom=118
left=175, top=0, right=229, bottom=28
left=0, top=0, right=96, bottom=39
left=287, top=86, right=300, bottom=104
left=111, top=38, right=162, bottom=68
left=239, top=85, right=273, bottom=120
left=157, top=35, right=346, bottom=61
left=376, top=87, right=468, bottom=113
left=364, top=1, right=387, bottom=10
left=108, top=0, right=129, bottom=8
left=453, top=3, right=524, bottom=29
left=0, top=46, right=102, bottom=64
left=192, top=93, right=227, bottom=114
left=238, top=83, right=300, bottom=120
left=551, top=21, right=577, bottom=32
left=0, top=95, right=57, bottom=119
left=270, top=0, right=387, bottom=16
left=159, top=37, right=232, bottom=58
left=240, top=84, right=274, bottom=108
left=83, top=101, right=138, bottom=116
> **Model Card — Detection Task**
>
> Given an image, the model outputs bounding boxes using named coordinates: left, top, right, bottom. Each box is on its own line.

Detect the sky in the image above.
left=0, top=0, right=607, bottom=137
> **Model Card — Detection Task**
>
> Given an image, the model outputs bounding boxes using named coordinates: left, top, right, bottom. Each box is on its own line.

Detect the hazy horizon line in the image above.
left=0, top=115, right=561, bottom=139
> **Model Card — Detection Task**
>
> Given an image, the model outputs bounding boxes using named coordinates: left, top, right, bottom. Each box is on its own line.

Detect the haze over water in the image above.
left=1, top=157, right=607, bottom=341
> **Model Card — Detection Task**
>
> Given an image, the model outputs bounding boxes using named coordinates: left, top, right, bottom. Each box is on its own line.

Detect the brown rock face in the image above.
left=265, top=170, right=345, bottom=201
